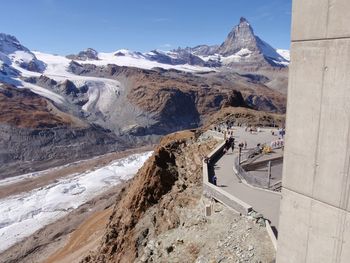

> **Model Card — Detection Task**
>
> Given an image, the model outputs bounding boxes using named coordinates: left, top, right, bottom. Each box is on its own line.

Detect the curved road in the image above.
left=211, top=127, right=282, bottom=230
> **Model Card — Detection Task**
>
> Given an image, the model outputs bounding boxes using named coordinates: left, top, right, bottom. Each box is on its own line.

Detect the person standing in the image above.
left=213, top=175, right=217, bottom=186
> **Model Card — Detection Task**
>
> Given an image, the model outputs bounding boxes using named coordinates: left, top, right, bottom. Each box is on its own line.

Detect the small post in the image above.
left=205, top=204, right=212, bottom=217
left=238, top=147, right=242, bottom=164
left=267, top=161, right=272, bottom=188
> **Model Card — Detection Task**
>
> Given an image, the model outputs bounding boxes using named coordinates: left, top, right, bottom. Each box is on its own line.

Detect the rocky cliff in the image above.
left=82, top=130, right=275, bottom=262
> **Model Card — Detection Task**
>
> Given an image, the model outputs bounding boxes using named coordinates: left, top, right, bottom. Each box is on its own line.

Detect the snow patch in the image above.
left=276, top=49, right=290, bottom=61
left=235, top=48, right=253, bottom=57
left=0, top=151, right=153, bottom=252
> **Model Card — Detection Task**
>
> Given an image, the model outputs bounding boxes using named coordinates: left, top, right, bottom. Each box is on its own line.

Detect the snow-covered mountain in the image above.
left=61, top=17, right=288, bottom=71
left=0, top=33, right=45, bottom=73
left=170, top=17, right=288, bottom=68
left=0, top=17, right=290, bottom=117
left=0, top=19, right=288, bottom=178
left=217, top=17, right=288, bottom=66
left=0, top=18, right=289, bottom=86
left=0, top=17, right=289, bottom=135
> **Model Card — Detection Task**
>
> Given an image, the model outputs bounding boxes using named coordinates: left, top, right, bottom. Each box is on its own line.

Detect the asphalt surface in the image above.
left=212, top=127, right=282, bottom=229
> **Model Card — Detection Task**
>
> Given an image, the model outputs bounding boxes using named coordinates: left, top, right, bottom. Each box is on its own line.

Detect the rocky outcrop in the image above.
left=203, top=106, right=286, bottom=128
left=82, top=130, right=211, bottom=262
left=146, top=50, right=209, bottom=67
left=0, top=84, right=127, bottom=178
left=177, top=44, right=219, bottom=56
left=221, top=90, right=248, bottom=108
left=66, top=48, right=99, bottom=61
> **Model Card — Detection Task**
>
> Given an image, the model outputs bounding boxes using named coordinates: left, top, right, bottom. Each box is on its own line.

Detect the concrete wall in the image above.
left=277, top=0, right=350, bottom=262
left=202, top=142, right=252, bottom=215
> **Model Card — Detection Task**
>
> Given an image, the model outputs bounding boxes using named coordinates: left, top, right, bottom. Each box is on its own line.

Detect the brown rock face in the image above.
left=82, top=130, right=217, bottom=263
left=87, top=142, right=180, bottom=262
left=0, top=84, right=77, bottom=128
left=203, top=106, right=286, bottom=128
left=221, top=90, right=248, bottom=108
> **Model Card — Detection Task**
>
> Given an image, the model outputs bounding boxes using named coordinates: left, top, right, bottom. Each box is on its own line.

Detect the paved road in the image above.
left=212, top=127, right=282, bottom=230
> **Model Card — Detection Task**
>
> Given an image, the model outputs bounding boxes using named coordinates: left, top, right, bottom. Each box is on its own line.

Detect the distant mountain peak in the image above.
left=66, top=48, right=99, bottom=61
left=218, top=17, right=256, bottom=56
left=0, top=33, right=30, bottom=54
left=214, top=17, right=288, bottom=67
left=239, top=17, right=249, bottom=23
left=0, top=32, right=46, bottom=73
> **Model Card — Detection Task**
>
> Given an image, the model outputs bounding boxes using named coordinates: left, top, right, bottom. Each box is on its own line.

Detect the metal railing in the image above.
left=234, top=157, right=270, bottom=188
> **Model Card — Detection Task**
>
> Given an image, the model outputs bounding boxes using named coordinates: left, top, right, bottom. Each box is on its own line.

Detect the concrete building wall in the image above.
left=277, top=0, right=350, bottom=262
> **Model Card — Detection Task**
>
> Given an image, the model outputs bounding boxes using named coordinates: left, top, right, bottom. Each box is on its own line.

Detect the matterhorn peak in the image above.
left=218, top=17, right=257, bottom=56
left=239, top=17, right=249, bottom=23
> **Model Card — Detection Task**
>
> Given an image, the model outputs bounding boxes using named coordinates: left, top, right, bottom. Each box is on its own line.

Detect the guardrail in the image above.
left=202, top=138, right=278, bottom=251
left=202, top=142, right=252, bottom=215
left=234, top=157, right=269, bottom=188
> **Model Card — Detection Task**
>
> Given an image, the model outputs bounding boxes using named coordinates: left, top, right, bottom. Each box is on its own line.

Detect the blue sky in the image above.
left=0, top=0, right=292, bottom=55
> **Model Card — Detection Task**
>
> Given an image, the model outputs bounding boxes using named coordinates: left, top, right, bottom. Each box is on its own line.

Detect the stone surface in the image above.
left=292, top=0, right=350, bottom=41
left=328, top=0, right=350, bottom=38
left=282, top=40, right=326, bottom=196
left=277, top=1, right=350, bottom=262
left=291, top=0, right=328, bottom=41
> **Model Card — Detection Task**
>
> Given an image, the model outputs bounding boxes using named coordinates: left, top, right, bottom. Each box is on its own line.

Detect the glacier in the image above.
left=0, top=151, right=153, bottom=252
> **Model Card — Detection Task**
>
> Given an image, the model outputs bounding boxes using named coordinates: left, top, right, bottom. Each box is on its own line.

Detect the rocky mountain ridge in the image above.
left=0, top=17, right=288, bottom=178
left=63, top=17, right=288, bottom=70
left=82, top=130, right=275, bottom=263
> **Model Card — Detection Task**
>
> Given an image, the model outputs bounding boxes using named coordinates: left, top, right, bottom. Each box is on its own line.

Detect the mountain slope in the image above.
left=217, top=17, right=287, bottom=67
left=0, top=84, right=127, bottom=179
left=0, top=19, right=288, bottom=178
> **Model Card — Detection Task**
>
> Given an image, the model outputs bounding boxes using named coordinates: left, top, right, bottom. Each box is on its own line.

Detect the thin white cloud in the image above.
left=161, top=43, right=172, bottom=48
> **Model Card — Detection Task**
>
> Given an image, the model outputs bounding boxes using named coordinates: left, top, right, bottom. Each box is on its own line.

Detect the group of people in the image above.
left=212, top=120, right=235, bottom=134
left=223, top=136, right=235, bottom=153
left=270, top=138, right=284, bottom=149
left=222, top=136, right=248, bottom=154
left=206, top=122, right=287, bottom=187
